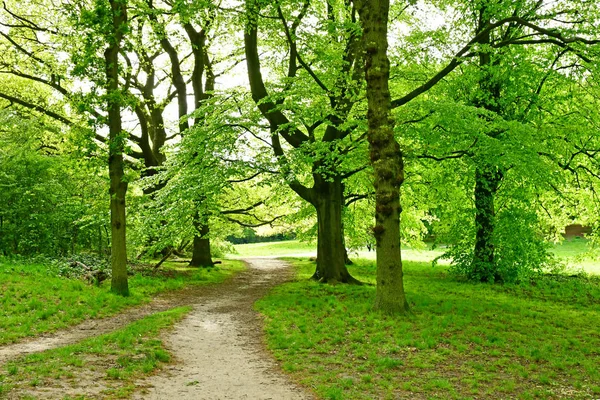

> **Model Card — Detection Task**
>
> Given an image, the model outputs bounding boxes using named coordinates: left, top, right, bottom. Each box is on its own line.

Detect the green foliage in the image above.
left=439, top=206, right=559, bottom=283
left=0, top=110, right=108, bottom=257
left=256, top=258, right=600, bottom=399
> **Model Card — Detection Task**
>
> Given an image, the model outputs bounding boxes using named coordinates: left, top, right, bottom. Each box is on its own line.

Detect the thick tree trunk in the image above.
left=105, top=0, right=129, bottom=296
left=356, top=0, right=409, bottom=313
left=311, top=178, right=357, bottom=283
left=472, top=166, right=502, bottom=282
left=189, top=220, right=213, bottom=267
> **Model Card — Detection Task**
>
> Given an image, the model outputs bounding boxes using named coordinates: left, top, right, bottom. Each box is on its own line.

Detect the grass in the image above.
left=230, top=240, right=318, bottom=257
left=0, top=307, right=190, bottom=399
left=0, top=259, right=245, bottom=345
left=233, top=239, right=600, bottom=274
left=551, top=238, right=600, bottom=275
left=256, top=258, right=600, bottom=399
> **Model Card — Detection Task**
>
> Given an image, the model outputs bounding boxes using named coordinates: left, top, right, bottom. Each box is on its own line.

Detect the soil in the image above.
left=133, top=258, right=311, bottom=399
left=0, top=258, right=313, bottom=400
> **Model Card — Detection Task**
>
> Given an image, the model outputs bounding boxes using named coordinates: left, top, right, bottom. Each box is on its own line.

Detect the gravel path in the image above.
left=133, top=258, right=311, bottom=399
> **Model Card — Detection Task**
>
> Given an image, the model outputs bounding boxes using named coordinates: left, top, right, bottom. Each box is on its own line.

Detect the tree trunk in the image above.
left=105, top=0, right=129, bottom=296
left=311, top=178, right=357, bottom=283
left=472, top=165, right=502, bottom=282
left=189, top=220, right=213, bottom=267
left=356, top=0, right=409, bottom=314
left=470, top=8, right=503, bottom=283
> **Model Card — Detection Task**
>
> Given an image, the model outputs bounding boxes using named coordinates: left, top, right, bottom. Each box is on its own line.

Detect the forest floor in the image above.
left=0, top=258, right=312, bottom=399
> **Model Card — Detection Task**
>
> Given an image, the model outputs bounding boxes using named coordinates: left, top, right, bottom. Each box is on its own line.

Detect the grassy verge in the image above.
left=0, top=259, right=245, bottom=345
left=0, top=306, right=190, bottom=399
left=256, top=259, right=600, bottom=399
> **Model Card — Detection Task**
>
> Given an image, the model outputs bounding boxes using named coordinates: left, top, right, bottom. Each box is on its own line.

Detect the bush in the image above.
left=439, top=206, right=558, bottom=284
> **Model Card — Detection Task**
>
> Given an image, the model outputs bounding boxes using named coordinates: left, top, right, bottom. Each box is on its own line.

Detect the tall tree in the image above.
left=244, top=0, right=366, bottom=283
left=354, top=0, right=408, bottom=313
left=105, top=0, right=129, bottom=295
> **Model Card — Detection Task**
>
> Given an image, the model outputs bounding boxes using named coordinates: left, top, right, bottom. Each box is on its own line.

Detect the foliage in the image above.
left=0, top=109, right=108, bottom=257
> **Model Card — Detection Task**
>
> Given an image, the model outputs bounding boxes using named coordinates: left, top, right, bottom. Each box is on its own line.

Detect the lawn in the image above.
left=0, top=258, right=245, bottom=345
left=230, top=240, right=318, bottom=257
left=551, top=238, right=600, bottom=275
left=256, top=259, right=600, bottom=399
left=0, top=307, right=190, bottom=399
left=233, top=239, right=600, bottom=274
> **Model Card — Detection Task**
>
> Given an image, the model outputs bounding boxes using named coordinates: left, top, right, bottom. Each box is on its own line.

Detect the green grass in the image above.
left=256, top=259, right=600, bottom=399
left=230, top=240, right=318, bottom=257
left=233, top=239, right=600, bottom=274
left=551, top=238, right=600, bottom=275
left=0, top=259, right=245, bottom=345
left=0, top=307, right=190, bottom=399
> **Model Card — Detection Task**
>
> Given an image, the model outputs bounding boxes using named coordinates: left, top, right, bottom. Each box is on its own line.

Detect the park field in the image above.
left=233, top=239, right=600, bottom=274
left=256, top=258, right=600, bottom=399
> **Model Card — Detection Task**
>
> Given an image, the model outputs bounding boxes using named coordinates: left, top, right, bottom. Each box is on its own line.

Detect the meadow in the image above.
left=256, top=258, right=600, bottom=399
left=1, top=239, right=599, bottom=399
left=241, top=239, right=600, bottom=399
left=233, top=238, right=600, bottom=274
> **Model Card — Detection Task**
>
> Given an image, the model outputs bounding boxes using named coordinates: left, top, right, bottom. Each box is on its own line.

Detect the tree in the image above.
left=411, top=0, right=600, bottom=282
left=354, top=0, right=409, bottom=313
left=104, top=0, right=129, bottom=295
left=244, top=0, right=368, bottom=283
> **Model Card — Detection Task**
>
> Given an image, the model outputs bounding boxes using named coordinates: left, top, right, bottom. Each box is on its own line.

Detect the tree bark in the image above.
left=356, top=0, right=409, bottom=313
left=189, top=221, right=214, bottom=267
left=105, top=0, right=129, bottom=296
left=311, top=178, right=358, bottom=283
left=472, top=165, right=502, bottom=282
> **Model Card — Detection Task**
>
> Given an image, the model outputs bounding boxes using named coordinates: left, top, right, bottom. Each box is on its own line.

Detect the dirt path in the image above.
left=132, top=258, right=311, bottom=399
left=1, top=258, right=312, bottom=399
left=0, top=277, right=222, bottom=365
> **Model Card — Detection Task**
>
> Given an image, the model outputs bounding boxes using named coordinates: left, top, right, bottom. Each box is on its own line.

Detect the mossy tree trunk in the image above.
left=356, top=0, right=409, bottom=314
left=105, top=0, right=129, bottom=296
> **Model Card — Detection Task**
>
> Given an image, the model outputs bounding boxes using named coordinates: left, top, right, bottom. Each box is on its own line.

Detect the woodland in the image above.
left=0, top=0, right=600, bottom=296
left=1, top=0, right=600, bottom=398
left=2, top=0, right=600, bottom=304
